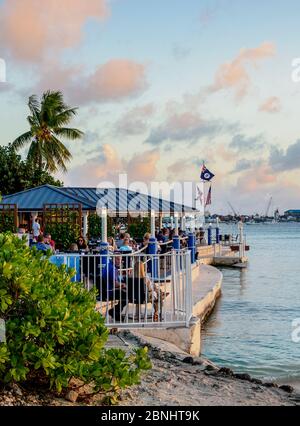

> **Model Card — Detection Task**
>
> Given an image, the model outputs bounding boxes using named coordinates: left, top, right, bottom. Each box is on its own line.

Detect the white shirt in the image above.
left=32, top=221, right=40, bottom=237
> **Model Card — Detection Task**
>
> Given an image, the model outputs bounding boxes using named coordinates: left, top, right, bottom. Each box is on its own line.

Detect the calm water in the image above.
left=202, top=222, right=300, bottom=388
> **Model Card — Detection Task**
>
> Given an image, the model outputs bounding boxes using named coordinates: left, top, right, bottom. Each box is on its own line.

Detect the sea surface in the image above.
left=201, top=222, right=300, bottom=390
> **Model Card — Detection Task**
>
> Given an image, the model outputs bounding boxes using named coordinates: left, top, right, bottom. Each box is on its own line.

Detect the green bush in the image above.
left=45, top=219, right=81, bottom=251
left=0, top=214, right=16, bottom=234
left=128, top=217, right=151, bottom=240
left=0, top=233, right=151, bottom=403
left=88, top=214, right=114, bottom=239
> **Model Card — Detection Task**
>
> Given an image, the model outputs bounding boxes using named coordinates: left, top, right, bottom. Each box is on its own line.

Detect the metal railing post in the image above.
left=208, top=225, right=212, bottom=246
left=188, top=232, right=196, bottom=264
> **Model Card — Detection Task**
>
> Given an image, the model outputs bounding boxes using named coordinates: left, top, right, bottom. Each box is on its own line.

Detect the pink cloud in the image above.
left=66, top=145, right=159, bottom=186
left=235, top=165, right=276, bottom=193
left=209, top=42, right=276, bottom=99
left=73, top=60, right=147, bottom=104
left=259, top=96, right=281, bottom=113
left=0, top=0, right=108, bottom=61
left=127, top=149, right=160, bottom=181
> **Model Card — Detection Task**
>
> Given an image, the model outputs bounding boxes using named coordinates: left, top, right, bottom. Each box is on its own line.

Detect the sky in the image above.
left=0, top=0, right=300, bottom=215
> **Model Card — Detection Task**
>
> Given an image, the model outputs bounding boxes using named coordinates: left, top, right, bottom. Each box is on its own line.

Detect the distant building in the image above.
left=284, top=210, right=300, bottom=218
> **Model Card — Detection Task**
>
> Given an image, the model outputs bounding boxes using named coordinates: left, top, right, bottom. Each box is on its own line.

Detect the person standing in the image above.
left=32, top=218, right=41, bottom=241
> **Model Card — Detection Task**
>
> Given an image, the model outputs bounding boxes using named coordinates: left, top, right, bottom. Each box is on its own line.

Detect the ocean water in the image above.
left=201, top=222, right=300, bottom=389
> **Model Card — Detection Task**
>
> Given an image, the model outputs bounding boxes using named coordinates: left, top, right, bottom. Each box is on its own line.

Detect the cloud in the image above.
left=31, top=59, right=147, bottom=105
left=127, top=149, right=160, bottom=181
left=66, top=144, right=159, bottom=186
left=269, top=140, right=300, bottom=172
left=235, top=164, right=276, bottom=193
left=72, top=60, right=147, bottom=104
left=0, top=0, right=109, bottom=62
left=209, top=42, right=276, bottom=99
left=259, top=96, right=281, bottom=113
left=230, top=133, right=264, bottom=152
left=145, top=111, right=232, bottom=146
left=115, top=104, right=155, bottom=136
left=231, top=158, right=262, bottom=174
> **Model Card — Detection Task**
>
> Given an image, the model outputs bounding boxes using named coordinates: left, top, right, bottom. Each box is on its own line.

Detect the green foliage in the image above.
left=88, top=214, right=114, bottom=239
left=0, top=213, right=16, bottom=234
left=0, top=144, right=62, bottom=197
left=0, top=234, right=151, bottom=402
left=44, top=210, right=81, bottom=251
left=128, top=217, right=151, bottom=239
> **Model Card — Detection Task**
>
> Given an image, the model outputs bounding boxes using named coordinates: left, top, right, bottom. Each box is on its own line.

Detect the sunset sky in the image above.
left=1, top=0, right=300, bottom=214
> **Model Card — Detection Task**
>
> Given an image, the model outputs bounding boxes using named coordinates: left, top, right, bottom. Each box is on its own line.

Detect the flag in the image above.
left=195, top=186, right=204, bottom=205
left=205, top=185, right=212, bottom=206
left=201, top=164, right=215, bottom=181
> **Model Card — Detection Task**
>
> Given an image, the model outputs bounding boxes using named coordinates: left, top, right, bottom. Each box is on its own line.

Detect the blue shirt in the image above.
left=36, top=242, right=52, bottom=253
left=101, top=261, right=122, bottom=294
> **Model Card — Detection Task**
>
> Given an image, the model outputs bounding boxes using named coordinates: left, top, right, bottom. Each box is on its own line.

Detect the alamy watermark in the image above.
left=95, top=173, right=205, bottom=218
left=0, top=57, right=6, bottom=83
left=291, top=318, right=300, bottom=343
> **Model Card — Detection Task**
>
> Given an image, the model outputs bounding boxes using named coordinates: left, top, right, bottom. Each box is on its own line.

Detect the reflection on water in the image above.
left=201, top=223, right=300, bottom=385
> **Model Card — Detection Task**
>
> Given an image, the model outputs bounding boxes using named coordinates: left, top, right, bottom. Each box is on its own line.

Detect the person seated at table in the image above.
left=69, top=243, right=79, bottom=252
left=133, top=261, right=168, bottom=322
left=119, top=237, right=133, bottom=252
left=116, top=232, right=125, bottom=249
left=101, top=256, right=127, bottom=321
left=77, top=236, right=88, bottom=251
left=108, top=237, right=117, bottom=252
left=199, top=230, right=207, bottom=246
left=44, top=233, right=55, bottom=251
left=35, top=235, right=52, bottom=253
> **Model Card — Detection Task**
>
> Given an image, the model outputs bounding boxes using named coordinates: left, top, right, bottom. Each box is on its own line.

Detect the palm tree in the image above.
left=13, top=91, right=84, bottom=173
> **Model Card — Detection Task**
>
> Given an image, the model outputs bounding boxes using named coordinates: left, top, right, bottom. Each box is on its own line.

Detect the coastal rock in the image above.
left=182, top=356, right=194, bottom=364
left=263, top=382, right=278, bottom=388
left=279, top=385, right=294, bottom=394
left=234, top=373, right=252, bottom=382
left=65, top=390, right=78, bottom=403
left=217, top=367, right=234, bottom=377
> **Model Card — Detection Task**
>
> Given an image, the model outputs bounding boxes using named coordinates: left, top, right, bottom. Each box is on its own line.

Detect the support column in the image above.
left=181, top=215, right=186, bottom=232
left=101, top=207, right=108, bottom=243
left=173, top=213, right=180, bottom=251
left=170, top=216, right=174, bottom=229
left=159, top=212, right=163, bottom=230
left=150, top=209, right=156, bottom=238
left=83, top=211, right=89, bottom=239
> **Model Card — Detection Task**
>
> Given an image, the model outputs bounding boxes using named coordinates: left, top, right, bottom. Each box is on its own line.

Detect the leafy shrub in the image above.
left=0, top=214, right=16, bottom=233
left=45, top=214, right=81, bottom=251
left=0, top=233, right=151, bottom=402
left=88, top=214, right=114, bottom=240
left=128, top=217, right=151, bottom=240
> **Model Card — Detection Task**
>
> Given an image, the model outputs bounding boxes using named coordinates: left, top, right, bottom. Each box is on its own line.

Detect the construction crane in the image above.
left=265, top=196, right=273, bottom=218
left=227, top=201, right=238, bottom=217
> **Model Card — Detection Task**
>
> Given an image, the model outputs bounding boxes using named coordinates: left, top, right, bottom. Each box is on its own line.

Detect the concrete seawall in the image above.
left=137, top=263, right=223, bottom=356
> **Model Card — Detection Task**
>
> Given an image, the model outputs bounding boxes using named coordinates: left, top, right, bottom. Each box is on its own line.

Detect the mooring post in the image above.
left=208, top=224, right=212, bottom=246
left=188, top=232, right=196, bottom=263
left=216, top=217, right=220, bottom=244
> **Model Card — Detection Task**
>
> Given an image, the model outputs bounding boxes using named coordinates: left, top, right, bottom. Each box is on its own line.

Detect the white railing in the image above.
left=49, top=250, right=193, bottom=329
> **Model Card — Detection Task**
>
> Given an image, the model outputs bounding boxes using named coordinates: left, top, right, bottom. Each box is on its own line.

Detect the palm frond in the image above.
left=54, top=127, right=84, bottom=140
left=12, top=131, right=33, bottom=151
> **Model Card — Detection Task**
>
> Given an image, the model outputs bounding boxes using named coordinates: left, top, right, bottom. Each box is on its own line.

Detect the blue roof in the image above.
left=2, top=185, right=197, bottom=215
left=2, top=185, right=95, bottom=211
